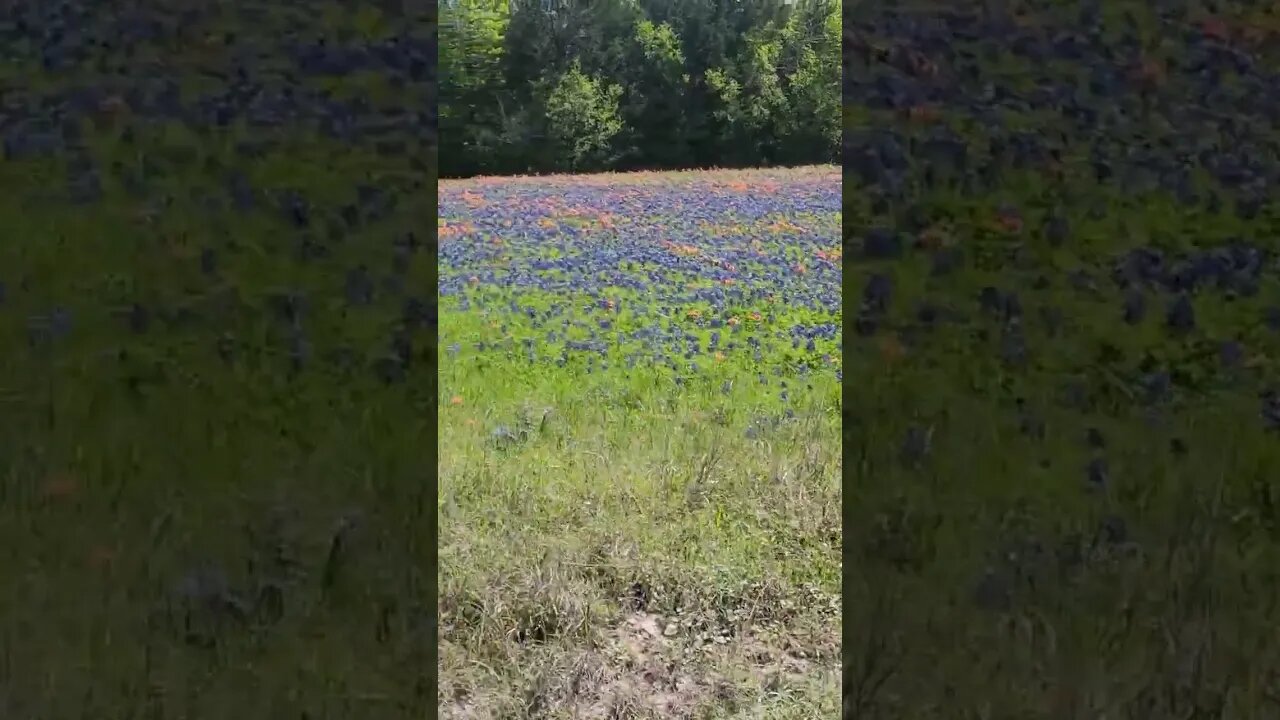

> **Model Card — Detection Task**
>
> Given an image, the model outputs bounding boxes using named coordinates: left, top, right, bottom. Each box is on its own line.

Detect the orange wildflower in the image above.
left=879, top=335, right=907, bottom=363
left=1200, top=16, right=1230, bottom=42
left=42, top=473, right=79, bottom=501
left=87, top=544, right=116, bottom=571
left=996, top=215, right=1023, bottom=233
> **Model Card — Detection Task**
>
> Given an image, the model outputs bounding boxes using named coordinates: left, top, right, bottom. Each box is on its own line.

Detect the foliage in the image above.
left=543, top=62, right=625, bottom=171
left=439, top=0, right=841, bottom=178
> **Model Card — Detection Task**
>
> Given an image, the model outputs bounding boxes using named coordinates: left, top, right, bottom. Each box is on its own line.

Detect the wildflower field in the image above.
left=437, top=166, right=841, bottom=718
left=1, top=2, right=437, bottom=716
left=844, top=2, right=1280, bottom=715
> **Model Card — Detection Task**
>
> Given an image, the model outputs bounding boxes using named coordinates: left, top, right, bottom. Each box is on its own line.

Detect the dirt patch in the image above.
left=590, top=612, right=712, bottom=719
left=559, top=611, right=835, bottom=719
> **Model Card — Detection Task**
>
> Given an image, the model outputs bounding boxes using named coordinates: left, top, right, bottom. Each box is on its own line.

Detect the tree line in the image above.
left=440, top=0, right=840, bottom=178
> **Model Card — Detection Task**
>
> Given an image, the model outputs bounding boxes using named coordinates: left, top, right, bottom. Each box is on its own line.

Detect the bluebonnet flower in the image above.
left=1040, top=307, right=1064, bottom=337
left=279, top=190, right=310, bottom=228
left=916, top=303, right=938, bottom=326
left=374, top=355, right=405, bottom=384
left=226, top=171, right=255, bottom=211
left=1097, top=515, right=1128, bottom=545
left=51, top=306, right=72, bottom=339
left=268, top=291, right=307, bottom=326
left=216, top=335, right=236, bottom=364
left=863, top=228, right=902, bottom=259
left=900, top=425, right=933, bottom=466
left=340, top=204, right=360, bottom=228
left=1166, top=294, right=1196, bottom=333
left=1000, top=322, right=1028, bottom=367
left=1141, top=372, right=1172, bottom=405
left=863, top=274, right=892, bottom=314
left=1265, top=307, right=1280, bottom=332
left=1220, top=340, right=1244, bottom=370
left=1085, top=427, right=1105, bottom=449
left=1122, top=289, right=1146, bottom=325
left=1086, top=458, right=1109, bottom=489
left=1262, top=391, right=1280, bottom=431
left=345, top=266, right=374, bottom=306
left=973, top=567, right=1012, bottom=612
left=1019, top=408, right=1045, bottom=440
left=978, top=287, right=1003, bottom=315
left=128, top=303, right=149, bottom=334
left=287, top=329, right=311, bottom=374
left=200, top=248, right=218, bottom=276
left=930, top=247, right=963, bottom=276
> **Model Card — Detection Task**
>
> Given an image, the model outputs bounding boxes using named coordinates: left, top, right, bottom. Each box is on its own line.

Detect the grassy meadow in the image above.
left=844, top=2, right=1280, bottom=716
left=1, top=2, right=437, bottom=717
left=437, top=167, right=841, bottom=718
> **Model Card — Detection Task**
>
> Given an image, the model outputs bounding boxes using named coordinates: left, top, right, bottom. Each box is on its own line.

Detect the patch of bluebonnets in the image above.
left=439, top=177, right=840, bottom=396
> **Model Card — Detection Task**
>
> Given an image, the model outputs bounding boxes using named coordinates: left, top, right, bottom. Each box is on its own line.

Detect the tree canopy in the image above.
left=439, top=0, right=840, bottom=178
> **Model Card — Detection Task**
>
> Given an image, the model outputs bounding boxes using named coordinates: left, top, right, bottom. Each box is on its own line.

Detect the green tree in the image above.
left=616, top=19, right=689, bottom=168
left=543, top=62, right=625, bottom=171
left=438, top=0, right=840, bottom=177
left=439, top=0, right=511, bottom=176
left=776, top=0, right=841, bottom=163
